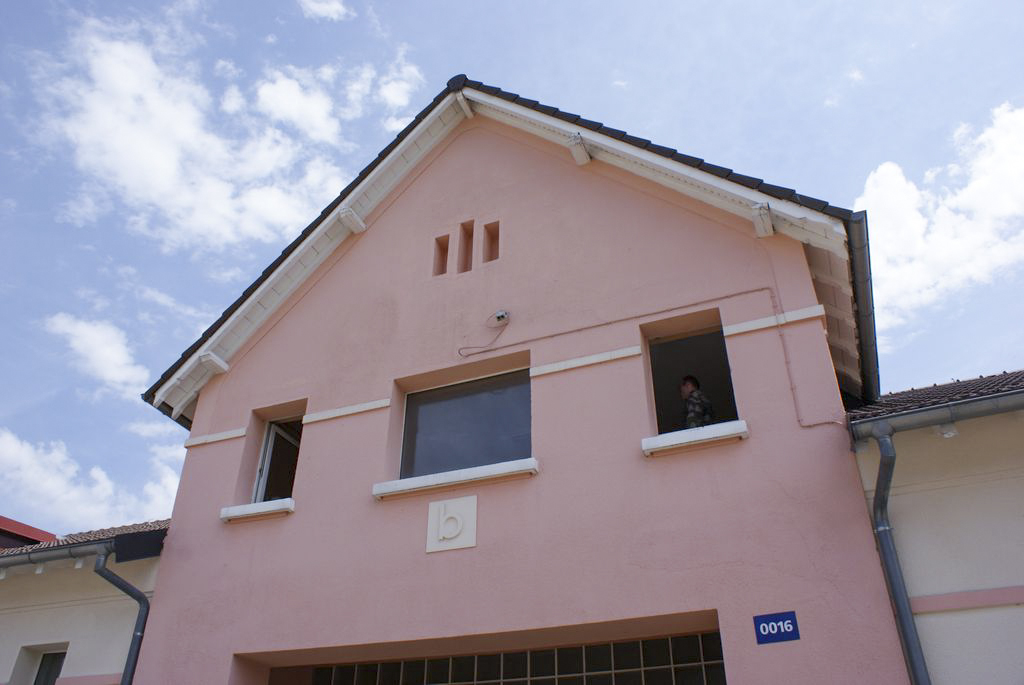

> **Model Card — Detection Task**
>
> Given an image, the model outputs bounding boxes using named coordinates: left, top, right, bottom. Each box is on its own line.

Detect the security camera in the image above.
left=494, top=310, right=509, bottom=322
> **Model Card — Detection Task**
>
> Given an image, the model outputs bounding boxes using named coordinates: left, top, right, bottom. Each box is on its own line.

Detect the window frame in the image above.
left=252, top=419, right=302, bottom=503
left=646, top=327, right=739, bottom=436
left=399, top=369, right=532, bottom=480
left=32, top=651, right=66, bottom=685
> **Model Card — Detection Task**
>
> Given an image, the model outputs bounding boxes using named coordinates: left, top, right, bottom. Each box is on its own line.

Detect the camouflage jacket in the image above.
left=685, top=389, right=713, bottom=428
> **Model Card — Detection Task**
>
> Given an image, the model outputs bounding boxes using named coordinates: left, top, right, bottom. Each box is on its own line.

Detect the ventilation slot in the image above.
left=483, top=221, right=500, bottom=263
left=457, top=220, right=474, bottom=273
left=433, top=235, right=449, bottom=276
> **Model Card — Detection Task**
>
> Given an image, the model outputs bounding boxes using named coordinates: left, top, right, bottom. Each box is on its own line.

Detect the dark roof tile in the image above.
left=446, top=74, right=468, bottom=89
left=597, top=125, right=627, bottom=139
left=758, top=183, right=796, bottom=200
left=671, top=152, right=703, bottom=167
left=620, top=134, right=651, bottom=148
left=793, top=193, right=830, bottom=212
left=823, top=205, right=854, bottom=220
left=698, top=161, right=732, bottom=178
left=726, top=172, right=763, bottom=189
left=646, top=143, right=677, bottom=157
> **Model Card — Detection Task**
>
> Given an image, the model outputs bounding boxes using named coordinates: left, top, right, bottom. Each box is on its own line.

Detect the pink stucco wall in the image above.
left=136, top=118, right=905, bottom=684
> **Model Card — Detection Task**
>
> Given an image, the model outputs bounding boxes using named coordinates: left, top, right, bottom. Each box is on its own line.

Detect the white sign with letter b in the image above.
left=426, top=495, right=477, bottom=553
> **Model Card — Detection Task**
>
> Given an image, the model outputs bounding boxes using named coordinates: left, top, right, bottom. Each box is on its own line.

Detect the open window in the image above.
left=642, top=310, right=739, bottom=435
left=649, top=330, right=738, bottom=434
left=32, top=652, right=65, bottom=685
left=401, top=370, right=531, bottom=479
left=253, top=419, right=303, bottom=502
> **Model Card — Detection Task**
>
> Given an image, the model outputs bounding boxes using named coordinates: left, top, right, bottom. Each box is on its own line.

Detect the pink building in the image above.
left=137, top=76, right=906, bottom=684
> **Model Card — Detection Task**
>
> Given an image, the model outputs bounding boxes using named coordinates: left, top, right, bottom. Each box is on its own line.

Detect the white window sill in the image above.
left=372, top=458, right=539, bottom=500
left=641, top=420, right=749, bottom=457
left=220, top=498, right=295, bottom=523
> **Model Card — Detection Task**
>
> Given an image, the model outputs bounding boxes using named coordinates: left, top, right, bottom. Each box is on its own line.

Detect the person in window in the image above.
left=680, top=375, right=713, bottom=428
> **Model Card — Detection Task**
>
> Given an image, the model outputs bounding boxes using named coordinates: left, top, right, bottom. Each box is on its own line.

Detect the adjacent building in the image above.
left=0, top=520, right=168, bottom=685
left=850, top=371, right=1024, bottom=684
left=0, top=517, right=55, bottom=550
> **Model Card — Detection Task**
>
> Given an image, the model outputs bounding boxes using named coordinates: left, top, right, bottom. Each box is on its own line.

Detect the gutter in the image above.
left=848, top=387, right=1024, bottom=685
left=0, top=529, right=167, bottom=685
left=846, top=211, right=880, bottom=403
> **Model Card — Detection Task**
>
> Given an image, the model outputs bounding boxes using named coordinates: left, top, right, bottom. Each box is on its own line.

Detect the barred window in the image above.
left=308, top=632, right=726, bottom=685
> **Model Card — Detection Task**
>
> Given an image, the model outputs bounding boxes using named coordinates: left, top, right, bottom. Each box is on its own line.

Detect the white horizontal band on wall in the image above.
left=530, top=346, right=642, bottom=378
left=184, top=427, right=247, bottom=448
left=302, top=398, right=391, bottom=425
left=722, top=305, right=826, bottom=337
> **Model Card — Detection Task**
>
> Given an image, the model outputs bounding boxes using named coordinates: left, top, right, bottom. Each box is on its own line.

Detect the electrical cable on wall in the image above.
left=458, top=310, right=510, bottom=357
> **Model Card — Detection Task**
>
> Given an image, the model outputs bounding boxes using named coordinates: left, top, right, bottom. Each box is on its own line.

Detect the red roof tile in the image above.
left=0, top=519, right=169, bottom=558
left=848, top=370, right=1024, bottom=421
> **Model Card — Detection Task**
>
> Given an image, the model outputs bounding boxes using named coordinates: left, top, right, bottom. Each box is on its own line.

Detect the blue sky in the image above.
left=2, top=0, right=1023, bottom=534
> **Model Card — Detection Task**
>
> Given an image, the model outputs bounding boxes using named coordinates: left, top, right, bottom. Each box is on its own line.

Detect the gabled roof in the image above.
left=0, top=515, right=56, bottom=546
left=0, top=519, right=169, bottom=558
left=144, top=75, right=880, bottom=427
left=848, top=370, right=1024, bottom=422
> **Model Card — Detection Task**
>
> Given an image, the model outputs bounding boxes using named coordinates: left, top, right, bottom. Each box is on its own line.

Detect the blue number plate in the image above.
left=754, top=611, right=800, bottom=644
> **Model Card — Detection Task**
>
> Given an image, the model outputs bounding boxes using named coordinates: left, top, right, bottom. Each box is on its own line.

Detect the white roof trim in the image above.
left=462, top=89, right=848, bottom=257
left=151, top=85, right=859, bottom=422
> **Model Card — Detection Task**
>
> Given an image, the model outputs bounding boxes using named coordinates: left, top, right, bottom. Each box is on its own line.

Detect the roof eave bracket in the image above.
left=337, top=207, right=367, bottom=234
left=567, top=133, right=592, bottom=165
left=752, top=202, right=775, bottom=237
left=455, top=92, right=474, bottom=119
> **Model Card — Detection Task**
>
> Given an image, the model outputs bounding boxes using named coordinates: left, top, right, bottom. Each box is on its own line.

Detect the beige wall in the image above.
left=0, top=555, right=158, bottom=685
left=855, top=409, right=1024, bottom=684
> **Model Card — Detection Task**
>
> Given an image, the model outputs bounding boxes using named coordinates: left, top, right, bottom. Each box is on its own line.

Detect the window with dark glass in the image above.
left=401, top=370, right=531, bottom=479
left=649, top=330, right=738, bottom=434
left=303, top=631, right=726, bottom=685
left=254, top=419, right=303, bottom=501
left=33, top=652, right=66, bottom=685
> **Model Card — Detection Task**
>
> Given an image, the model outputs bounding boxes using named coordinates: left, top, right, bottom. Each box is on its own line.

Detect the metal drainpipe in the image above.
left=94, top=550, right=150, bottom=685
left=870, top=421, right=931, bottom=685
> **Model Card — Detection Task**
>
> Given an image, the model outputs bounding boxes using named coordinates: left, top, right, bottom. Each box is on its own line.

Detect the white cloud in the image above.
left=125, top=420, right=185, bottom=438
left=0, top=427, right=181, bottom=532
left=220, top=84, right=244, bottom=113
left=297, top=0, right=356, bottom=21
left=382, top=115, right=411, bottom=133
left=57, top=185, right=111, bottom=227
left=376, top=46, right=424, bottom=111
left=35, top=16, right=348, bottom=253
left=44, top=313, right=149, bottom=400
left=256, top=68, right=341, bottom=144
left=847, top=68, right=865, bottom=83
left=339, top=64, right=376, bottom=120
left=265, top=33, right=278, bottom=45
left=138, top=285, right=214, bottom=322
left=75, top=287, right=111, bottom=312
left=207, top=265, right=246, bottom=283
left=611, top=79, right=628, bottom=89
left=855, top=102, right=1024, bottom=337
left=213, top=58, right=241, bottom=79
left=823, top=95, right=840, bottom=108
